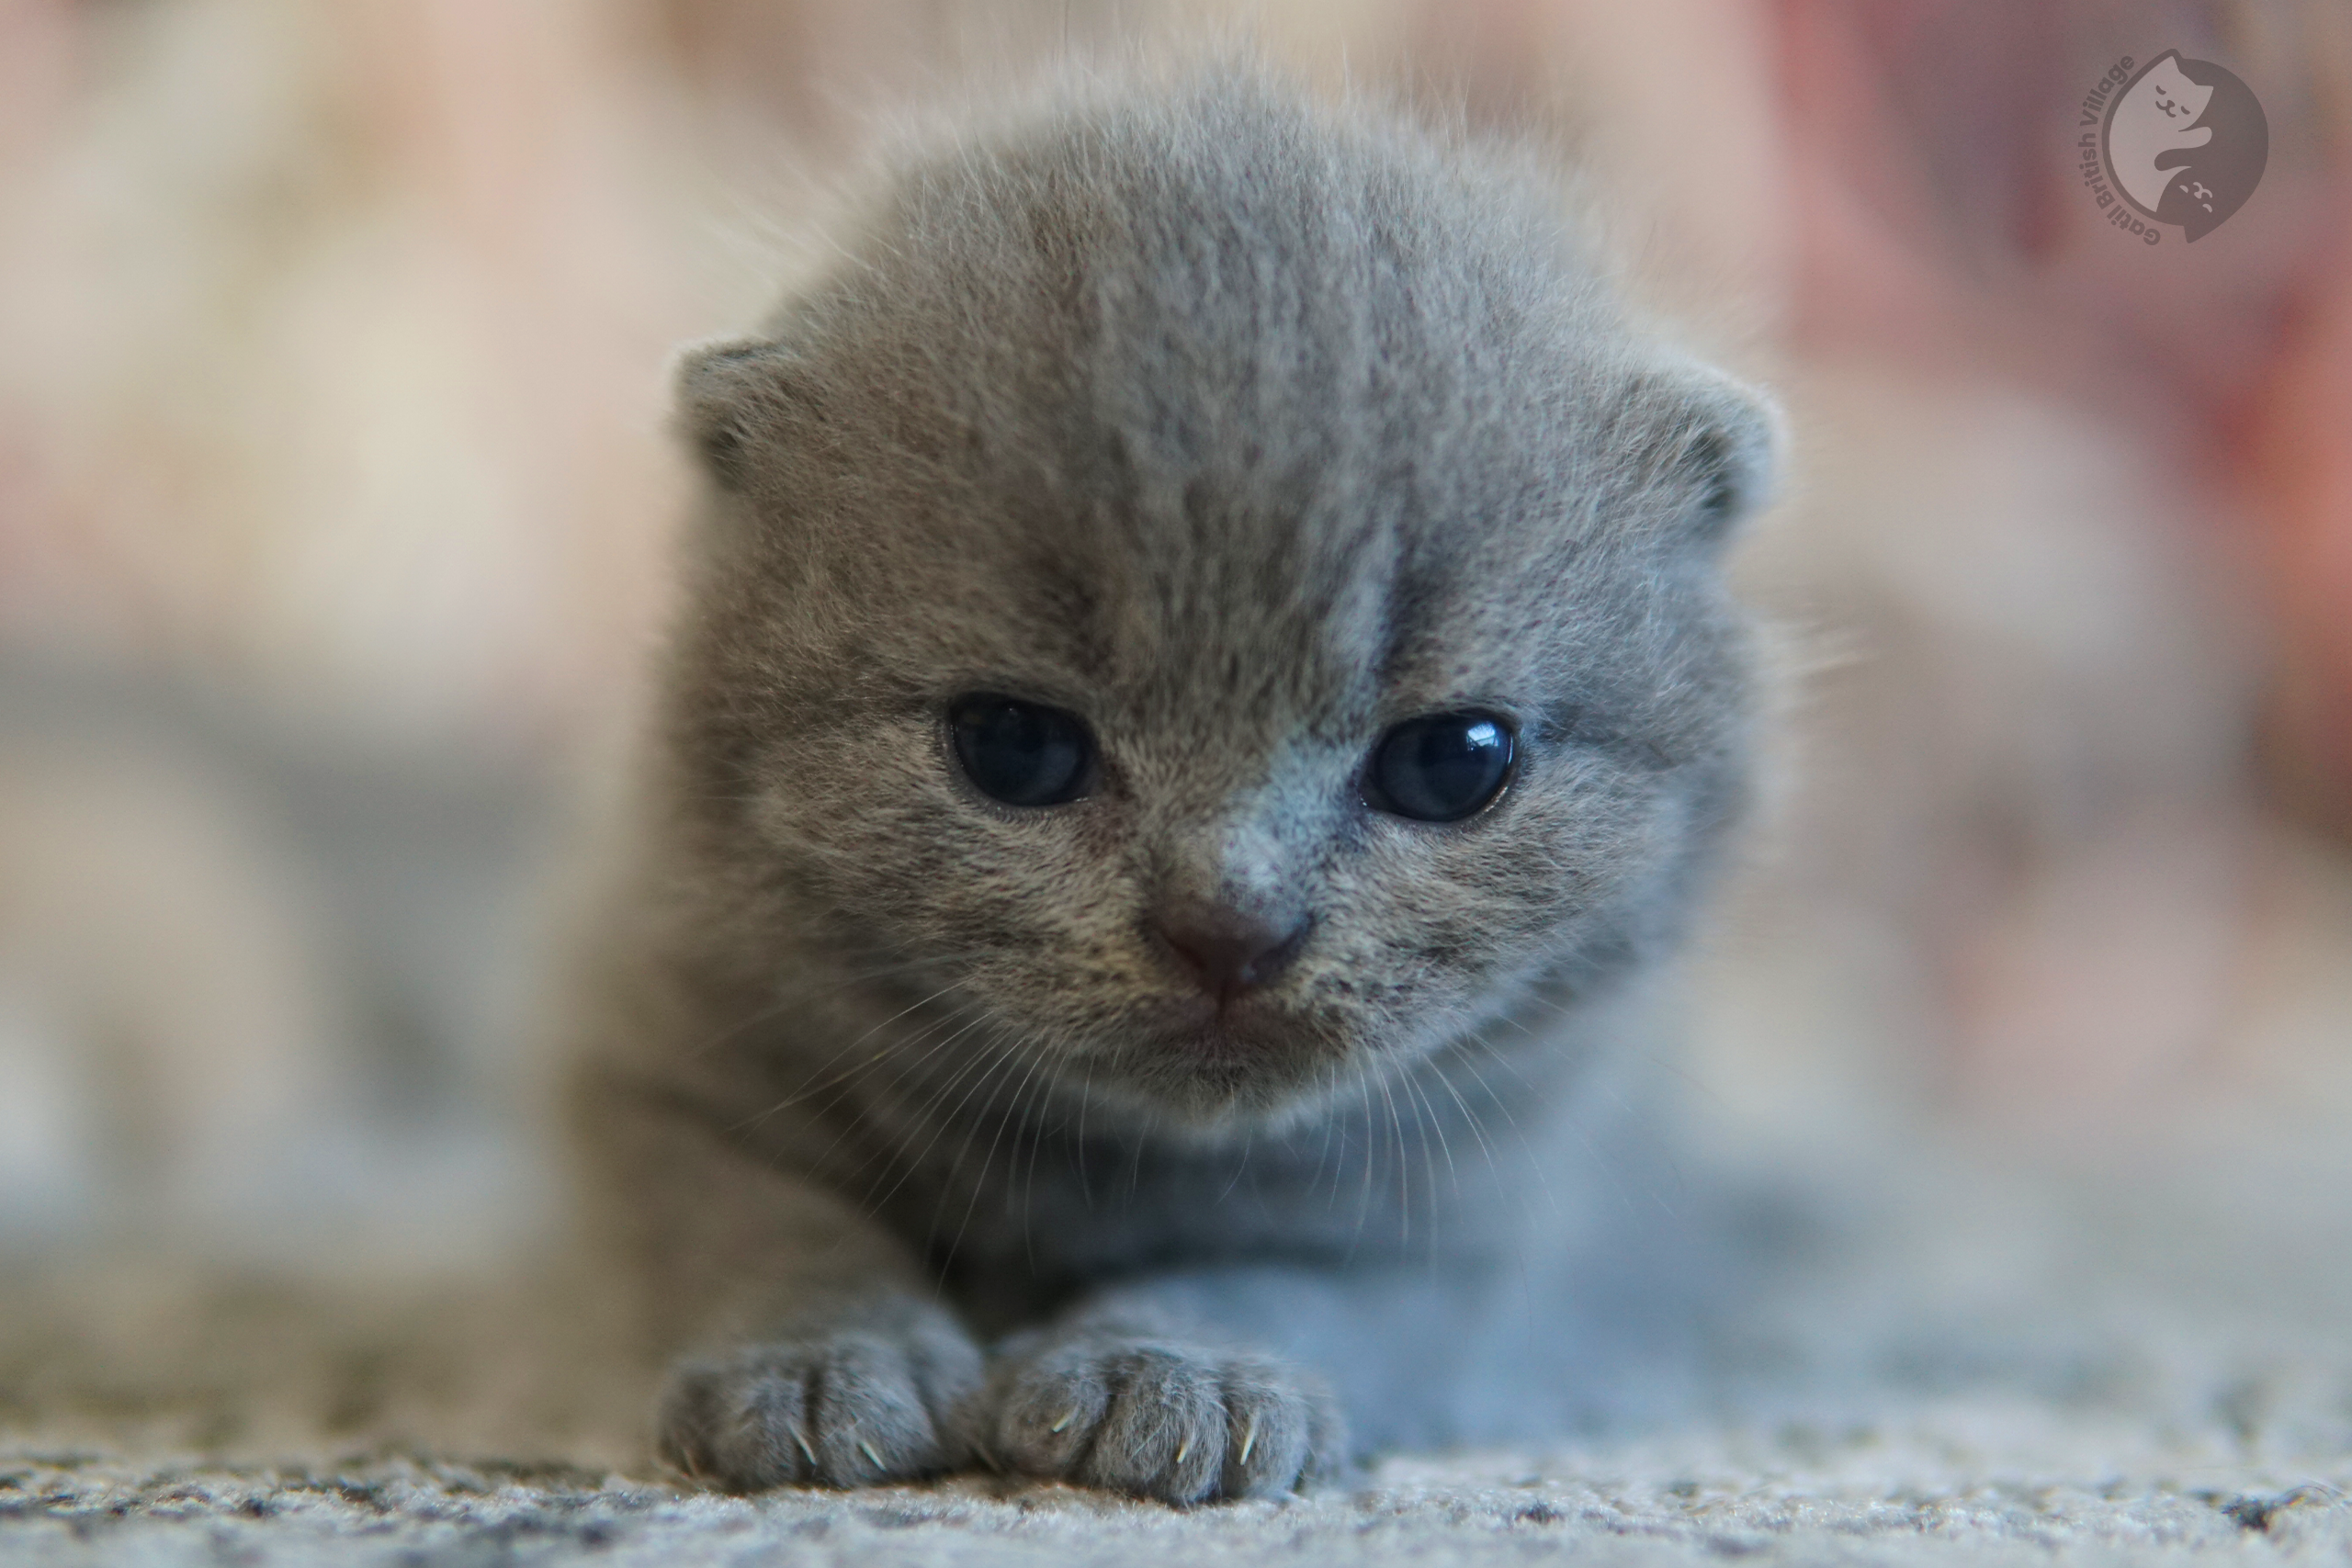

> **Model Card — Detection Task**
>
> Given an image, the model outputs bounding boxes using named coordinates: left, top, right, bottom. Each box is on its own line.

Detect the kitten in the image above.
left=564, top=65, right=1777, bottom=1505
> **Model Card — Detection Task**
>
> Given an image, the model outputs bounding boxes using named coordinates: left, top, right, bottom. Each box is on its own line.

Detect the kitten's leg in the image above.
left=987, top=1240, right=1689, bottom=1504
left=983, top=1261, right=1596, bottom=1502
left=574, top=1068, right=984, bottom=1491
left=983, top=1266, right=1485, bottom=1503
left=982, top=1304, right=1347, bottom=1505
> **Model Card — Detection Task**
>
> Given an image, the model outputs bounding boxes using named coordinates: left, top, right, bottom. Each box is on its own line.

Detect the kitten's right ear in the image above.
left=1605, top=351, right=1785, bottom=554
left=1651, top=366, right=1783, bottom=549
left=673, top=336, right=808, bottom=491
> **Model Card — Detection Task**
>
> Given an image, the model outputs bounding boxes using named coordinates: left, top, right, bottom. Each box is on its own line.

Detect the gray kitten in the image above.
left=565, top=66, right=1775, bottom=1505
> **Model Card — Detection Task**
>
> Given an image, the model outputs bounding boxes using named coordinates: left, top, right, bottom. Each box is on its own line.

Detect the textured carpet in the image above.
left=6, top=1438, right=2347, bottom=1567
left=5, top=1124, right=2350, bottom=1566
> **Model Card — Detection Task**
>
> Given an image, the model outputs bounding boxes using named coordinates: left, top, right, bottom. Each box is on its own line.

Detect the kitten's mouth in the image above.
left=1172, top=1017, right=1268, bottom=1064
left=1156, top=989, right=1298, bottom=1055
left=1093, top=992, right=1356, bottom=1123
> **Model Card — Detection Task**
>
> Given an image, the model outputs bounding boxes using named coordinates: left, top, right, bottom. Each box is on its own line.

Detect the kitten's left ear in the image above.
left=673, top=334, right=810, bottom=492
left=1641, top=363, right=1784, bottom=547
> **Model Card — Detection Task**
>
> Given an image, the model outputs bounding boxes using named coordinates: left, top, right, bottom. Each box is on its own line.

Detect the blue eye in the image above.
left=949, top=694, right=1093, bottom=807
left=1363, top=712, right=1515, bottom=822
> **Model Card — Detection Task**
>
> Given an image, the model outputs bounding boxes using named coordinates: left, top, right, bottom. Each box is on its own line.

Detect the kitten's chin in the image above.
left=1084, top=1000, right=1358, bottom=1134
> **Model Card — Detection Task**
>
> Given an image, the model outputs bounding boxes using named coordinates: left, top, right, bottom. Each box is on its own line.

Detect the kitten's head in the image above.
left=663, top=73, right=1776, bottom=1130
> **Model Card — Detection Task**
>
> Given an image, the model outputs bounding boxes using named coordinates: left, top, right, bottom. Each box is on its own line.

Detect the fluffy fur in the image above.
left=564, top=65, right=1777, bottom=1506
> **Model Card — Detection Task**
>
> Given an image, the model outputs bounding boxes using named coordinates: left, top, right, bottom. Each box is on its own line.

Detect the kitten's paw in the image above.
left=657, top=1317, right=983, bottom=1491
left=986, top=1335, right=1344, bottom=1505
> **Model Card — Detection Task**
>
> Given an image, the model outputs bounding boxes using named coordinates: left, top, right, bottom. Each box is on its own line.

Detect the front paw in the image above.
left=658, top=1316, right=983, bottom=1491
left=986, top=1333, right=1344, bottom=1505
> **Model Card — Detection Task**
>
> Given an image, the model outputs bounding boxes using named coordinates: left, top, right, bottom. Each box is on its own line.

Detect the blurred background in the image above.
left=0, top=0, right=2346, bottom=1273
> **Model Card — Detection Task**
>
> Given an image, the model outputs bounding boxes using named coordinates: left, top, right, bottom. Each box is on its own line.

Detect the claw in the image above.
left=1238, top=1417, right=1258, bottom=1468
left=794, top=1431, right=818, bottom=1466
left=1049, top=1410, right=1077, bottom=1434
left=858, top=1439, right=885, bottom=1471
left=1175, top=1436, right=1192, bottom=1465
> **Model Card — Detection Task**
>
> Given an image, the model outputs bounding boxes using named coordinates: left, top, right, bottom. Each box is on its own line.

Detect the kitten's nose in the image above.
left=1151, top=898, right=1309, bottom=1003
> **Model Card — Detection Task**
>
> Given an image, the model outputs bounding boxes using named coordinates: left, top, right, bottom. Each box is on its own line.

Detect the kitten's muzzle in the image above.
left=1148, top=897, right=1311, bottom=1009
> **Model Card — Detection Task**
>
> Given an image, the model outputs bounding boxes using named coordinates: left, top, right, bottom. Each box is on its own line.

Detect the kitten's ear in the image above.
left=673, top=336, right=810, bottom=491
left=1641, top=364, right=1784, bottom=547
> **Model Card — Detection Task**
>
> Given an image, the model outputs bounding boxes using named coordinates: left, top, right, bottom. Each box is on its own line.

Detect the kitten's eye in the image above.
left=1363, top=712, right=1516, bottom=822
left=948, top=694, right=1093, bottom=807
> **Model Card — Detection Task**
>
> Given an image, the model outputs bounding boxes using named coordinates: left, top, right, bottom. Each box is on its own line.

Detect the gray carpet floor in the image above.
left=8, top=1438, right=2347, bottom=1567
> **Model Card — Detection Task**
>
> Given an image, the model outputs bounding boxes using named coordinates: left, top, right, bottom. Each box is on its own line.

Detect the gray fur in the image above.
left=563, top=65, right=1775, bottom=1505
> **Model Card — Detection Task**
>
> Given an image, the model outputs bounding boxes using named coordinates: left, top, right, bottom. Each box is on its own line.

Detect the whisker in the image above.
left=940, top=1032, right=1054, bottom=1270
left=1215, top=1130, right=1254, bottom=1206
left=735, top=978, right=973, bottom=1128
left=1019, top=1046, right=1057, bottom=1272
left=1307, top=1059, right=1342, bottom=1201
left=789, top=1003, right=987, bottom=1177
left=1398, top=1067, right=1451, bottom=1248
left=1421, top=1053, right=1499, bottom=1188
left=1345, top=1068, right=1379, bottom=1258
left=1073, top=1061, right=1095, bottom=1205
left=1373, top=1065, right=1409, bottom=1247
left=1453, top=1033, right=1562, bottom=1222
left=913, top=1021, right=1054, bottom=1224
left=1121, top=1107, right=1154, bottom=1213
left=842, top=1020, right=1018, bottom=1219
left=680, top=991, right=803, bottom=1066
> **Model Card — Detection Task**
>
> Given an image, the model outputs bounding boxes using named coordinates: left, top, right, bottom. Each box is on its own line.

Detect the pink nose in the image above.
left=1151, top=899, right=1309, bottom=1002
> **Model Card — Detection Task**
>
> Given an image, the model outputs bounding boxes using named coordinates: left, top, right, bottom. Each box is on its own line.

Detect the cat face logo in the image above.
left=2098, top=51, right=2267, bottom=241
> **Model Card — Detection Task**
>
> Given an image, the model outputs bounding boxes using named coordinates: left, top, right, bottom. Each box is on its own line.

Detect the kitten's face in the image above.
left=670, top=92, right=1772, bottom=1130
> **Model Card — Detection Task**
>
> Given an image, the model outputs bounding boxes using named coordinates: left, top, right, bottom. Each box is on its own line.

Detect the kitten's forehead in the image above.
left=860, top=90, right=1629, bottom=737
left=933, top=369, right=1588, bottom=756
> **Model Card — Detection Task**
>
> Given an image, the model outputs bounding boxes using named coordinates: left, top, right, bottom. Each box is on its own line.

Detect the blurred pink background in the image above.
left=0, top=0, right=2346, bottom=1258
